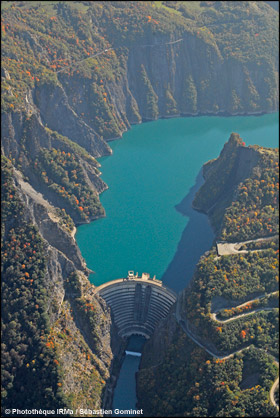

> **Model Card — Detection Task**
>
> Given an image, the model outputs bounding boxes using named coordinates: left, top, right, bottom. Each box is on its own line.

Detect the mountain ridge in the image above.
left=1, top=1, right=279, bottom=415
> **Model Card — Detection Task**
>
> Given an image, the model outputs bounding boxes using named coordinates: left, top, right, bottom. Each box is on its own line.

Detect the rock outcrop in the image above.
left=193, top=133, right=260, bottom=232
left=3, top=164, right=121, bottom=412
left=1, top=2, right=278, bottom=413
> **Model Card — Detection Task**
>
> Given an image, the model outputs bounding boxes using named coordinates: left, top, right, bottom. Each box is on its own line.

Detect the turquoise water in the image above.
left=76, top=113, right=278, bottom=292
left=76, top=113, right=278, bottom=413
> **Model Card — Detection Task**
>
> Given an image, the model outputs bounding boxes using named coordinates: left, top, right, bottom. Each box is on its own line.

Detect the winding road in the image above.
left=210, top=291, right=279, bottom=323
left=175, top=293, right=279, bottom=410
left=56, top=38, right=184, bottom=74
left=56, top=48, right=114, bottom=73
left=270, top=375, right=279, bottom=408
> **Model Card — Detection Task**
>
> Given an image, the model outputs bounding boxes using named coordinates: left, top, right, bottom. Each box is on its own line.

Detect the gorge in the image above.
left=1, top=2, right=279, bottom=417
left=75, top=113, right=278, bottom=414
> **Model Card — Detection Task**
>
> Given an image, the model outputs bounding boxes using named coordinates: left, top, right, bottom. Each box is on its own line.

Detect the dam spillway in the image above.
left=94, top=271, right=177, bottom=338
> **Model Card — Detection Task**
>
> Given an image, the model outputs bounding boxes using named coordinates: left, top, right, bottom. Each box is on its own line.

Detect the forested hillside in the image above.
left=2, top=1, right=278, bottom=228
left=1, top=156, right=119, bottom=414
left=1, top=1, right=279, bottom=415
left=137, top=139, right=279, bottom=417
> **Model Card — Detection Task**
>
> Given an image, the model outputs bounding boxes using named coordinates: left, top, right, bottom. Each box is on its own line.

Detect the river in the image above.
left=112, top=336, right=146, bottom=416
left=76, top=112, right=278, bottom=413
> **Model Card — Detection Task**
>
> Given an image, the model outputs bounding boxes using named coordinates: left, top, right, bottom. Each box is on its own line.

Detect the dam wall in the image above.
left=94, top=272, right=177, bottom=339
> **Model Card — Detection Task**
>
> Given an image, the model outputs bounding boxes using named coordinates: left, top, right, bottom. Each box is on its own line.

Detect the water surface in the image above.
left=76, top=113, right=278, bottom=292
left=112, top=336, right=146, bottom=416
left=76, top=113, right=278, bottom=412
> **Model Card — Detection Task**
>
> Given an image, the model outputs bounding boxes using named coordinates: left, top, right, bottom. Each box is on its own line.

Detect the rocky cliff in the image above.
left=192, top=132, right=260, bottom=232
left=1, top=159, right=124, bottom=413
left=2, top=3, right=278, bottom=223
left=1, top=1, right=279, bottom=414
left=2, top=2, right=278, bottom=227
left=137, top=141, right=279, bottom=417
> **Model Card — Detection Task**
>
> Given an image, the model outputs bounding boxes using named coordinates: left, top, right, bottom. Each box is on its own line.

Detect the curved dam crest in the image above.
left=94, top=272, right=177, bottom=339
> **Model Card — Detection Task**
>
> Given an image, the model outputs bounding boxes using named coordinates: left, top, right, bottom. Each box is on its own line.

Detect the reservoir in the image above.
left=76, top=113, right=278, bottom=413
left=76, top=113, right=279, bottom=292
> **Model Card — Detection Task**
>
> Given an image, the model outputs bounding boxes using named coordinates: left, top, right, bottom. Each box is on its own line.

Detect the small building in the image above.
left=141, top=272, right=150, bottom=280
left=127, top=270, right=135, bottom=279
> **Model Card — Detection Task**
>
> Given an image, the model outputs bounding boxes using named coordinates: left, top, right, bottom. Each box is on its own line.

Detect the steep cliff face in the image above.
left=1, top=160, right=122, bottom=413
left=4, top=31, right=277, bottom=146
left=2, top=109, right=107, bottom=224
left=2, top=29, right=277, bottom=208
left=14, top=168, right=86, bottom=272
left=1, top=1, right=279, bottom=413
left=2, top=2, right=279, bottom=164
left=1, top=3, right=278, bottom=229
left=127, top=32, right=278, bottom=118
left=34, top=82, right=112, bottom=156
left=137, top=144, right=279, bottom=417
left=193, top=133, right=260, bottom=231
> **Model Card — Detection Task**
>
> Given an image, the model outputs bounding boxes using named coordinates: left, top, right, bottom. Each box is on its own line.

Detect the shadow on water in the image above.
left=112, top=336, right=146, bottom=416
left=161, top=169, right=215, bottom=292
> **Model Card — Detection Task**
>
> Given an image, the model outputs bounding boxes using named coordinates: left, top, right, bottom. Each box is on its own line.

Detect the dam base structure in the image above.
left=94, top=271, right=177, bottom=339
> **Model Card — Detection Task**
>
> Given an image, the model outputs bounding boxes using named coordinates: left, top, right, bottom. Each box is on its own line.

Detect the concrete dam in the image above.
left=94, top=271, right=177, bottom=339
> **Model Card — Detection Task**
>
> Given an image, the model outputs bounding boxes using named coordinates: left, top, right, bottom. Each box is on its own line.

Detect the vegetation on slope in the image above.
left=216, top=291, right=279, bottom=321
left=193, top=135, right=279, bottom=239
left=1, top=1, right=278, bottom=229
left=1, top=156, right=65, bottom=410
left=47, top=298, right=106, bottom=411
left=220, top=149, right=279, bottom=241
left=1, top=1, right=279, bottom=415
left=1, top=1, right=278, bottom=115
left=138, top=327, right=278, bottom=417
left=193, top=132, right=246, bottom=214
left=32, top=147, right=103, bottom=222
left=137, top=142, right=279, bottom=417
left=48, top=271, right=110, bottom=412
left=1, top=158, right=109, bottom=415
left=187, top=145, right=279, bottom=365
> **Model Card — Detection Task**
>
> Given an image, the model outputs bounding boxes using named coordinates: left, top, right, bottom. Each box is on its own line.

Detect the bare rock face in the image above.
left=7, top=167, right=120, bottom=410
left=34, top=83, right=112, bottom=157
left=14, top=169, right=85, bottom=270
left=2, top=108, right=108, bottom=224
left=126, top=33, right=278, bottom=118
left=2, top=112, right=26, bottom=159
left=192, top=133, right=260, bottom=232
left=1, top=3, right=278, bottom=411
left=3, top=26, right=276, bottom=172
